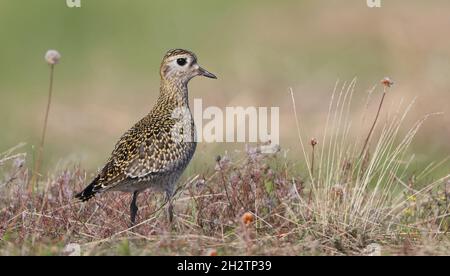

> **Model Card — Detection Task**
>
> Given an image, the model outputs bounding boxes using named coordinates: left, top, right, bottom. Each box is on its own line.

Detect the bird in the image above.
left=75, top=49, right=217, bottom=225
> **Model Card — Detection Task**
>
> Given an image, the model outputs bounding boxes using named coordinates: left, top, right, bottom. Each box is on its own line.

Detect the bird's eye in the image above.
left=176, top=58, right=187, bottom=66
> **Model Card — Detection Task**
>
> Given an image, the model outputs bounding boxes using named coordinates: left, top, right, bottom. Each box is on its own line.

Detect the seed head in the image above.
left=381, top=77, right=394, bottom=88
left=331, top=184, right=344, bottom=201
left=310, top=138, right=318, bottom=147
left=45, top=50, right=61, bottom=65
left=241, top=212, right=254, bottom=226
left=206, top=249, right=218, bottom=256
left=215, top=155, right=231, bottom=171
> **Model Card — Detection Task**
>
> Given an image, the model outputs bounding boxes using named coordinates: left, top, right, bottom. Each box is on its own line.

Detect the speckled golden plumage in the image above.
left=75, top=49, right=216, bottom=224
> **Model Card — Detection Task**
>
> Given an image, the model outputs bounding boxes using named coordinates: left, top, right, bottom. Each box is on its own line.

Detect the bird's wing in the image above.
left=87, top=127, right=144, bottom=192
left=87, top=113, right=194, bottom=192
left=125, top=123, right=190, bottom=179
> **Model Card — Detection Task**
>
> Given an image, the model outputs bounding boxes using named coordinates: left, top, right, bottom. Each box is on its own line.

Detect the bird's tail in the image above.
left=75, top=176, right=100, bottom=202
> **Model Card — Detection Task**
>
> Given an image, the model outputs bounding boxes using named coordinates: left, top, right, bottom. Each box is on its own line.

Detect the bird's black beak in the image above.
left=198, top=66, right=217, bottom=79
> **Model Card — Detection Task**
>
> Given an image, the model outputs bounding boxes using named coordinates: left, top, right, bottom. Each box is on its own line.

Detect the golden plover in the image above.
left=75, top=49, right=217, bottom=224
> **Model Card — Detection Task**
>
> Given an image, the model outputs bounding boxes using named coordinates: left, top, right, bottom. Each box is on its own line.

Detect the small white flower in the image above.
left=45, top=50, right=61, bottom=65
left=362, top=243, right=382, bottom=256
left=62, top=243, right=81, bottom=256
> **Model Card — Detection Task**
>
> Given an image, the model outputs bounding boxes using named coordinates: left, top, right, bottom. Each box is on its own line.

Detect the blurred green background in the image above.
left=0, top=0, right=449, bottom=175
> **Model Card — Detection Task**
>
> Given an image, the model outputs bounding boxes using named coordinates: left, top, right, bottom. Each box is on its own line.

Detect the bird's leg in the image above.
left=130, top=191, right=139, bottom=226
left=165, top=190, right=174, bottom=223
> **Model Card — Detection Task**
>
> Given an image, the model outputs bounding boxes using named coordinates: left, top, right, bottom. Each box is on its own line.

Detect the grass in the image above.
left=0, top=79, right=448, bottom=256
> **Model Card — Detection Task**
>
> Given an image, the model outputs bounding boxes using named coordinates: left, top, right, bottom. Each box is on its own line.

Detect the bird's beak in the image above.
left=197, top=66, right=217, bottom=79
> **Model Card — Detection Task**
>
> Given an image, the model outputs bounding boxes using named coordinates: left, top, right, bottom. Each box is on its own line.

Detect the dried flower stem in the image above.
left=217, top=161, right=236, bottom=216
left=307, top=138, right=317, bottom=217
left=359, top=85, right=388, bottom=160
left=310, top=138, right=317, bottom=178
left=30, top=64, right=55, bottom=192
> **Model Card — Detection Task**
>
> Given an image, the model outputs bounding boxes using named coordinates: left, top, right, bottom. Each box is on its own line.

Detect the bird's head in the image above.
left=160, top=49, right=217, bottom=85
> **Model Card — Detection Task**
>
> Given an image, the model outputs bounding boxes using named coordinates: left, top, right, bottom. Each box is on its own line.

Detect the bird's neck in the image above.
left=158, top=80, right=190, bottom=109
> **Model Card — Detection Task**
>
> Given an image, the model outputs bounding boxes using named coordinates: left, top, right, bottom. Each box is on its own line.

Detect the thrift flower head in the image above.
left=381, top=77, right=394, bottom=88
left=45, top=50, right=61, bottom=65
left=206, top=249, right=218, bottom=256
left=241, top=212, right=254, bottom=226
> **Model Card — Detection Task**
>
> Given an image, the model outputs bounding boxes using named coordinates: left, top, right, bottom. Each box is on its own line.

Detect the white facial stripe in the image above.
left=168, top=55, right=191, bottom=64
